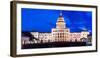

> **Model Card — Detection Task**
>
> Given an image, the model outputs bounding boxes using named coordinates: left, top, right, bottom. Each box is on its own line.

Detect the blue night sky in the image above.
left=21, top=8, right=92, bottom=33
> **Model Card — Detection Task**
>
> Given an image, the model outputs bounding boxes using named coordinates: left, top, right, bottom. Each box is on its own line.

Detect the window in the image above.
left=66, top=30, right=68, bottom=32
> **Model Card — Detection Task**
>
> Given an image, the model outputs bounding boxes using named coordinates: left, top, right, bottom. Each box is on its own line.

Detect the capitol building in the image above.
left=22, top=12, right=90, bottom=44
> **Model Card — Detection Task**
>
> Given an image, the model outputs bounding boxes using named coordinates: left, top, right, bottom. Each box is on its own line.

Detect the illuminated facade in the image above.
left=52, top=12, right=70, bottom=42
left=22, top=12, right=89, bottom=44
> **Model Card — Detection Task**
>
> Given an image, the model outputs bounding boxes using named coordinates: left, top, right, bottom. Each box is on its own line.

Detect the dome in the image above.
left=57, top=12, right=65, bottom=23
left=56, top=12, right=66, bottom=29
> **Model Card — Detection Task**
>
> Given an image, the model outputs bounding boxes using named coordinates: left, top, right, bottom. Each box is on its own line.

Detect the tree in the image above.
left=80, top=37, right=88, bottom=42
left=22, top=32, right=39, bottom=41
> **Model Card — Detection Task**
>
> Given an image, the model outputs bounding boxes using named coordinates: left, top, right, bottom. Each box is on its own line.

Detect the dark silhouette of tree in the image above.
left=87, top=34, right=92, bottom=42
left=80, top=37, right=87, bottom=42
left=22, top=32, right=39, bottom=41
